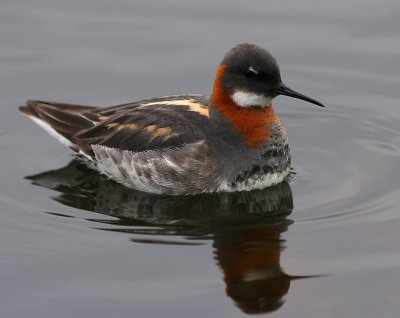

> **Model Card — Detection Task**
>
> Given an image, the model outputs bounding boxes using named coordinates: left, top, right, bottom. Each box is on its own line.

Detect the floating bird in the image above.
left=20, top=43, right=324, bottom=195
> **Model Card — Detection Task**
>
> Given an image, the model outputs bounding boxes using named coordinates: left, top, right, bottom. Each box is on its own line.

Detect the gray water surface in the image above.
left=1, top=0, right=400, bottom=317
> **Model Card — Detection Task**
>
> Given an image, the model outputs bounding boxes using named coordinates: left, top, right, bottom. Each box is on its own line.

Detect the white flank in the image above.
left=30, top=116, right=74, bottom=147
left=217, top=168, right=290, bottom=192
left=91, top=144, right=189, bottom=194
left=91, top=143, right=289, bottom=194
left=231, top=91, right=272, bottom=107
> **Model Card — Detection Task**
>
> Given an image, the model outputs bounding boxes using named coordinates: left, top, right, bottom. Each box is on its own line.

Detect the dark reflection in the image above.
left=27, top=160, right=314, bottom=315
left=214, top=221, right=307, bottom=314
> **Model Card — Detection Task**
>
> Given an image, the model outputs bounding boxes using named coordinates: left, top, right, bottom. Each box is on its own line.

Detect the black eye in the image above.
left=244, top=69, right=257, bottom=79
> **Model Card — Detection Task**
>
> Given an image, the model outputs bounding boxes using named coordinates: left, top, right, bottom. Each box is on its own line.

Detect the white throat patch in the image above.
left=231, top=91, right=272, bottom=107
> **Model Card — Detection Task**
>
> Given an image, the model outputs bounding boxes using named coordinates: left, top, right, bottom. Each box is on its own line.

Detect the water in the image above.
left=1, top=0, right=400, bottom=317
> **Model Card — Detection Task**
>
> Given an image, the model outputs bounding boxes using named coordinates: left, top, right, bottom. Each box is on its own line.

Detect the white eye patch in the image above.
left=231, top=91, right=272, bottom=107
left=248, top=66, right=258, bottom=75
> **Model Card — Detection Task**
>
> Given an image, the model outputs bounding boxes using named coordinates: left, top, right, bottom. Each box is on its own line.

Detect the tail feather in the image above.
left=35, top=104, right=94, bottom=129
left=25, top=100, right=97, bottom=113
left=19, top=100, right=98, bottom=149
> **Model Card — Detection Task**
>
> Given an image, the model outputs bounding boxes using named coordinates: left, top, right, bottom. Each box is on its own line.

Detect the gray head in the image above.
left=217, top=43, right=324, bottom=108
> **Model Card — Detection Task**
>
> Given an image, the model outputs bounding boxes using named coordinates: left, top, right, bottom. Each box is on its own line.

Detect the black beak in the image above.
left=274, top=83, right=324, bottom=107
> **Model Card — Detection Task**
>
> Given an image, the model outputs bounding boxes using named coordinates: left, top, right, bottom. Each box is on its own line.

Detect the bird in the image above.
left=20, top=43, right=324, bottom=195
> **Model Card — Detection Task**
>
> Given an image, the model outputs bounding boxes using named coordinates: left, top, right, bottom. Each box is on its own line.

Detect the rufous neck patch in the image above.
left=211, top=65, right=281, bottom=147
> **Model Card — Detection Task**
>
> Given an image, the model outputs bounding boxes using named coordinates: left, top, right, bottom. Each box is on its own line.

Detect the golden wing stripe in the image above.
left=140, top=99, right=210, bottom=118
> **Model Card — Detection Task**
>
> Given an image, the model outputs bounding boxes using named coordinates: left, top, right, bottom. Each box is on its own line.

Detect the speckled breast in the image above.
left=217, top=122, right=291, bottom=192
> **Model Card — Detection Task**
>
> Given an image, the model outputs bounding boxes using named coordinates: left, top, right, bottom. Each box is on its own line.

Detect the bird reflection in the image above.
left=27, top=160, right=313, bottom=315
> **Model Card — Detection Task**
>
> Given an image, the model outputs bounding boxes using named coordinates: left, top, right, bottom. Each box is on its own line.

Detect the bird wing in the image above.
left=20, top=95, right=212, bottom=156
left=75, top=95, right=211, bottom=155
